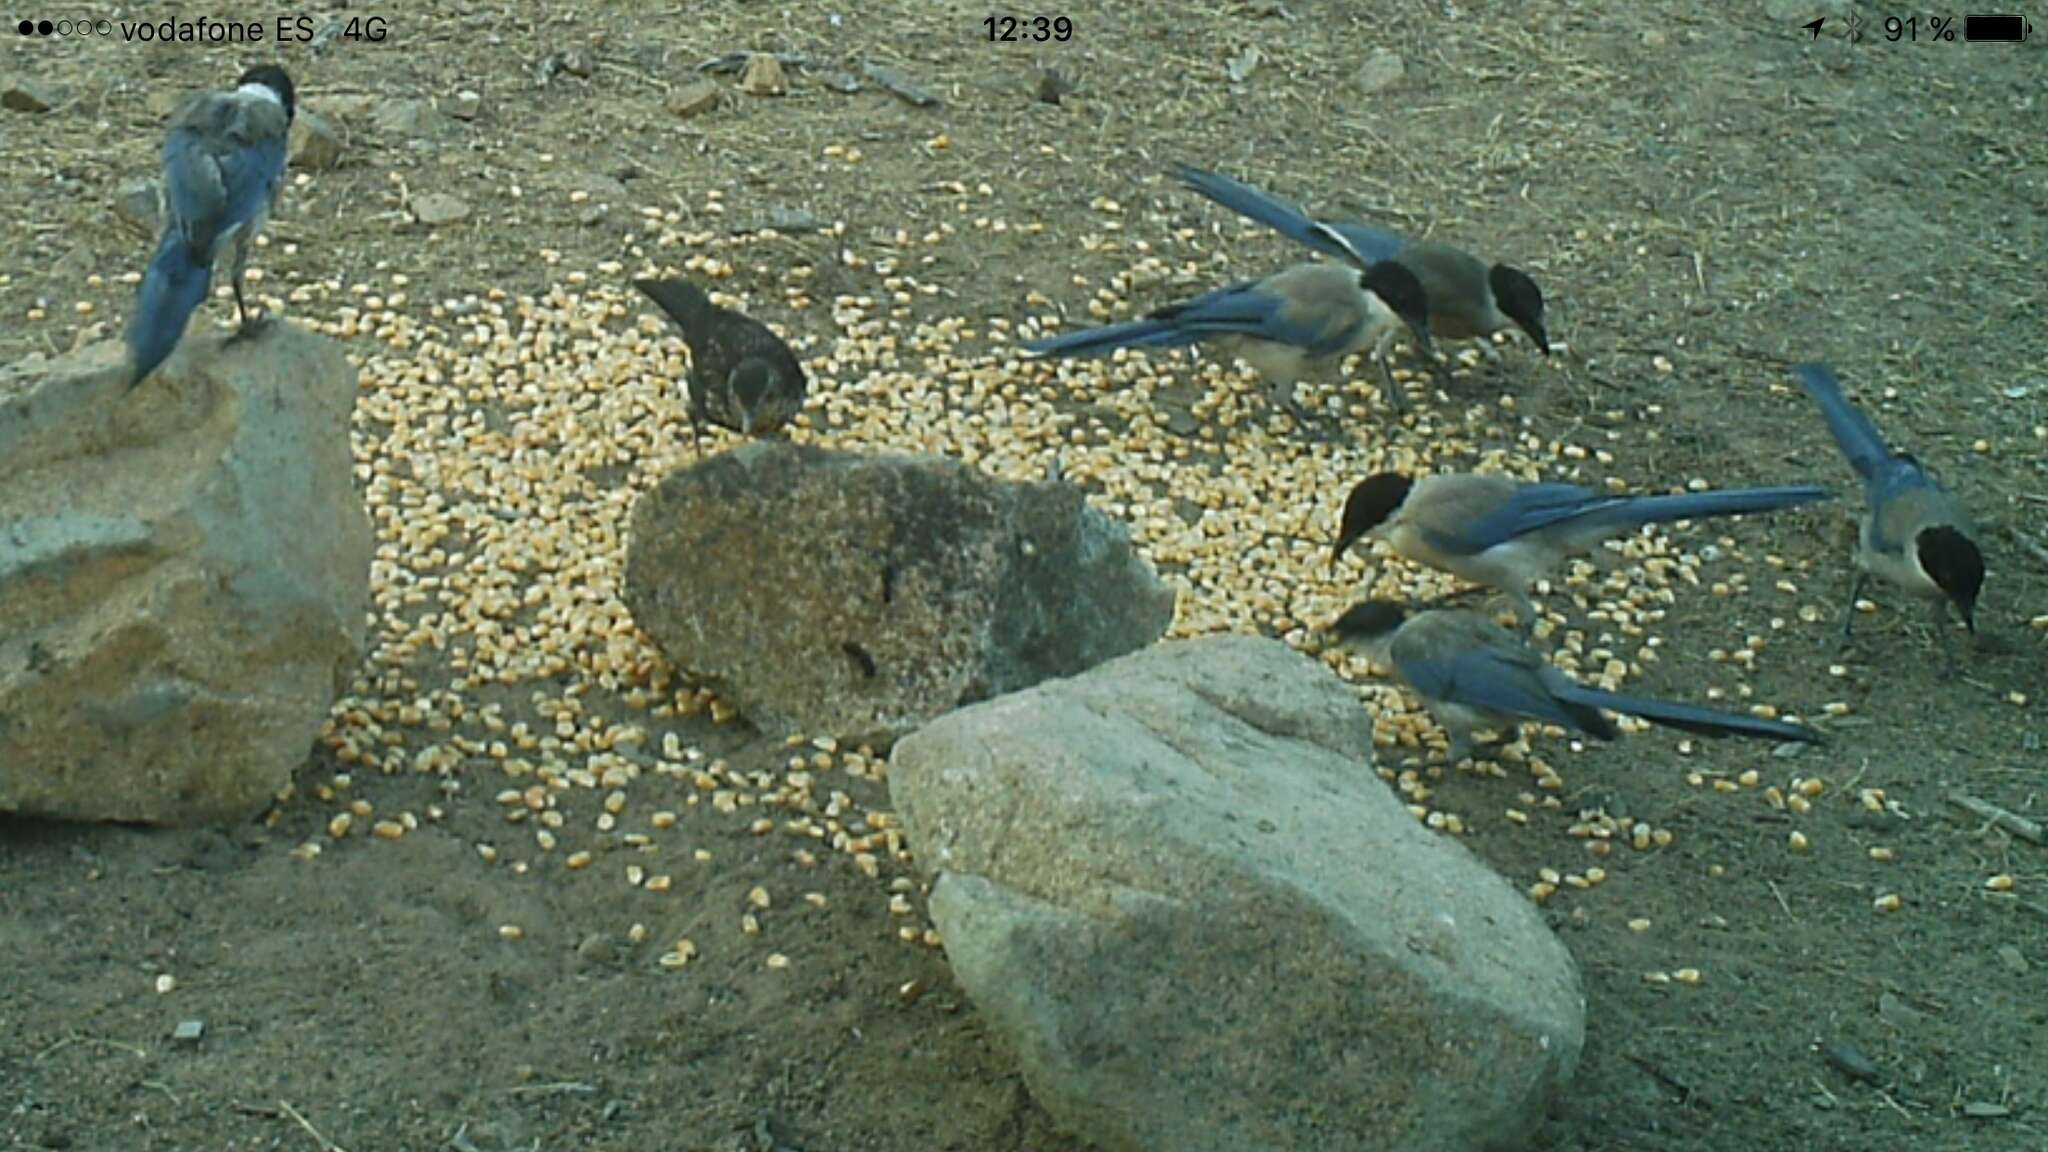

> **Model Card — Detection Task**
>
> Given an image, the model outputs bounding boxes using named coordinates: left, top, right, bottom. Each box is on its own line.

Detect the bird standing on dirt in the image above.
left=633, top=277, right=810, bottom=455
left=1331, top=470, right=1831, bottom=631
left=1793, top=361, right=1984, bottom=677
left=125, top=64, right=296, bottom=389
left=1022, top=260, right=1434, bottom=432
left=1325, top=599, right=1823, bottom=764
left=1173, top=165, right=1550, bottom=385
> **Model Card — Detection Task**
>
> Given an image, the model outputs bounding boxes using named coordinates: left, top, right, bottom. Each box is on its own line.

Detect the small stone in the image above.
left=2, top=79, right=55, bottom=113
left=559, top=48, right=595, bottom=78
left=172, top=1019, right=205, bottom=1044
left=411, top=193, right=470, bottom=226
left=1227, top=46, right=1263, bottom=84
left=288, top=110, right=345, bottom=172
left=1876, top=991, right=1926, bottom=1030
left=734, top=206, right=825, bottom=235
left=666, top=80, right=721, bottom=118
left=1963, top=1102, right=2012, bottom=1119
left=68, top=322, right=107, bottom=354
left=1819, top=1039, right=1880, bottom=1084
left=813, top=69, right=863, bottom=94
left=574, top=932, right=617, bottom=966
left=112, top=179, right=163, bottom=237
left=740, top=54, right=787, bottom=96
left=1354, top=49, right=1406, bottom=93
left=863, top=63, right=939, bottom=107
left=449, top=89, right=483, bottom=121
left=372, top=97, right=437, bottom=137
left=1642, top=29, right=1668, bottom=47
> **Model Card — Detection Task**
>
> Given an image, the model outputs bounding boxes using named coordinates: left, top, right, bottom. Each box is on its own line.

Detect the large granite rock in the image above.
left=890, top=635, right=1584, bottom=1152
left=0, top=326, right=371, bottom=823
left=623, top=441, right=1175, bottom=745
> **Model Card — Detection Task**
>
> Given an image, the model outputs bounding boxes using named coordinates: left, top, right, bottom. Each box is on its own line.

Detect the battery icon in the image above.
left=1963, top=14, right=2030, bottom=40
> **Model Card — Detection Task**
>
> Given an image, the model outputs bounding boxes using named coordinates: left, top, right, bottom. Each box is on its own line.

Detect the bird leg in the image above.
left=681, top=378, right=710, bottom=460
left=1371, top=329, right=1409, bottom=413
left=1423, top=335, right=1456, bottom=388
left=1443, top=726, right=1513, bottom=768
left=224, top=229, right=274, bottom=342
left=1510, top=588, right=1541, bottom=638
left=1837, top=571, right=1867, bottom=646
left=1933, top=599, right=1959, bottom=681
left=1443, top=728, right=1474, bottom=768
left=1269, top=378, right=1346, bottom=444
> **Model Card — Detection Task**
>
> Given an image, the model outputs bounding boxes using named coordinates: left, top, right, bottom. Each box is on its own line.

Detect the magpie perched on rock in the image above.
left=126, top=64, right=297, bottom=388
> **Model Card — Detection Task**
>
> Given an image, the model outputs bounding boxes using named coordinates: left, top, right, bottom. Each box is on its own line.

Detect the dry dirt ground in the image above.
left=3, top=2, right=2046, bottom=1150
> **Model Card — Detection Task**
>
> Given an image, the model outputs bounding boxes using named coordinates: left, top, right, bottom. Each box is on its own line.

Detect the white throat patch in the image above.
left=236, top=82, right=283, bottom=107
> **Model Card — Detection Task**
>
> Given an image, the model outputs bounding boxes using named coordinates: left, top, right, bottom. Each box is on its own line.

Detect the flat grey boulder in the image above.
left=890, top=635, right=1584, bottom=1152
left=0, top=326, right=370, bottom=823
left=623, top=441, right=1174, bottom=745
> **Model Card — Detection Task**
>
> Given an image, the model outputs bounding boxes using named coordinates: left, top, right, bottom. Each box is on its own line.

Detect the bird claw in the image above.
left=226, top=311, right=276, bottom=345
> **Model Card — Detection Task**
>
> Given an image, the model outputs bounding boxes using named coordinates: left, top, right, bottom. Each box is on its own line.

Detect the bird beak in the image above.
left=1526, top=323, right=1552, bottom=356
left=1403, top=316, right=1438, bottom=360
left=1962, top=605, right=1977, bottom=634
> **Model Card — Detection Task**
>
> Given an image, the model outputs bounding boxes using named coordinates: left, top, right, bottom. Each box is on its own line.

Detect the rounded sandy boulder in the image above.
left=889, top=635, right=1585, bottom=1152
left=0, top=328, right=370, bottom=823
left=623, top=441, right=1175, bottom=745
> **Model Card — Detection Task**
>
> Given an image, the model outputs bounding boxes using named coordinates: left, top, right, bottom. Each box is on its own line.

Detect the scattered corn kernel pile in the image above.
left=267, top=195, right=1874, bottom=949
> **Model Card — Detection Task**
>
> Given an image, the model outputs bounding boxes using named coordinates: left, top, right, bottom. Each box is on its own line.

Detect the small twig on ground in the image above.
left=1945, top=792, right=2044, bottom=845
left=140, top=1080, right=180, bottom=1105
left=2007, top=526, right=2048, bottom=570
left=1625, top=1053, right=1695, bottom=1103
left=1839, top=759, right=1870, bottom=797
left=507, top=1080, right=599, bottom=1098
left=33, top=1034, right=147, bottom=1062
left=232, top=1101, right=282, bottom=1118
left=278, top=1099, right=351, bottom=1152
left=1768, top=879, right=1799, bottom=921
left=598, top=60, right=671, bottom=92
